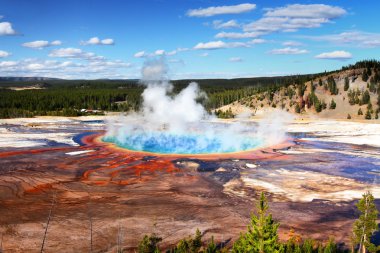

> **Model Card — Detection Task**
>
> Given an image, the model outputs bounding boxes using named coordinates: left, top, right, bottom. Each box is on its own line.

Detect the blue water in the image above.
left=103, top=132, right=263, bottom=154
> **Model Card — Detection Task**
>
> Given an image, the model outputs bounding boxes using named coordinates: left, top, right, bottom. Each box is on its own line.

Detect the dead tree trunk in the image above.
left=40, top=192, right=56, bottom=253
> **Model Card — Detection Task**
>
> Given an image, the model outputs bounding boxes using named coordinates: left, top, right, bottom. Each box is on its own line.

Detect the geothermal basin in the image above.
left=0, top=117, right=379, bottom=252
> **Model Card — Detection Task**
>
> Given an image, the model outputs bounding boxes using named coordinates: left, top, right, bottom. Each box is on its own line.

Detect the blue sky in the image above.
left=0, top=0, right=379, bottom=79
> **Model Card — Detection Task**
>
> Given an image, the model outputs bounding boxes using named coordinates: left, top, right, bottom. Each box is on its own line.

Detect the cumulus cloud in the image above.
left=315, top=50, right=352, bottom=60
left=0, top=61, right=17, bottom=67
left=0, top=21, right=17, bottom=35
left=22, top=40, right=62, bottom=49
left=134, top=48, right=189, bottom=58
left=48, top=47, right=106, bottom=61
left=194, top=40, right=249, bottom=50
left=249, top=38, right=268, bottom=44
left=212, top=20, right=240, bottom=29
left=154, top=49, right=165, bottom=56
left=51, top=40, right=62, bottom=46
left=0, top=50, right=11, bottom=58
left=303, top=31, right=380, bottom=48
left=187, top=3, right=256, bottom=17
left=215, top=31, right=262, bottom=39
left=282, top=41, right=302, bottom=46
left=244, top=4, right=346, bottom=34
left=269, top=47, right=309, bottom=55
left=229, top=57, right=243, bottom=62
left=81, top=37, right=114, bottom=45
left=0, top=57, right=132, bottom=79
left=265, top=4, right=346, bottom=19
left=134, top=51, right=147, bottom=58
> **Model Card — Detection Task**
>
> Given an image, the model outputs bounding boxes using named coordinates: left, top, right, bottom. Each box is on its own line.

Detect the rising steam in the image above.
left=104, top=58, right=291, bottom=154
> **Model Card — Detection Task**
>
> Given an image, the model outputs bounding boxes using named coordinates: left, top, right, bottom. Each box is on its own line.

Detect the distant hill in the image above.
left=0, top=77, right=61, bottom=82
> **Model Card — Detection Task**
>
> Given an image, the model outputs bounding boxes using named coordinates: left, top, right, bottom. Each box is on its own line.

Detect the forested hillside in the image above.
left=217, top=60, right=380, bottom=120
left=0, top=74, right=320, bottom=118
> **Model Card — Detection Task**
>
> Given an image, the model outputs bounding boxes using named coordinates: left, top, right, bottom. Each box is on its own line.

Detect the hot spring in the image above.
left=102, top=124, right=265, bottom=154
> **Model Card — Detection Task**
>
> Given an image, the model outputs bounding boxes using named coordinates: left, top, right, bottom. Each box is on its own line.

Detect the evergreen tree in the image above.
left=329, top=99, right=336, bottom=109
left=205, top=237, right=218, bottom=253
left=191, top=229, right=202, bottom=253
left=362, top=90, right=371, bottom=104
left=362, top=70, right=369, bottom=82
left=365, top=110, right=372, bottom=120
left=138, top=234, right=162, bottom=253
left=295, top=103, right=301, bottom=114
left=302, top=239, right=315, bottom=253
left=352, top=191, right=379, bottom=253
left=358, top=108, right=363, bottom=115
left=344, top=77, right=350, bottom=91
left=232, top=193, right=280, bottom=253
left=323, top=238, right=337, bottom=253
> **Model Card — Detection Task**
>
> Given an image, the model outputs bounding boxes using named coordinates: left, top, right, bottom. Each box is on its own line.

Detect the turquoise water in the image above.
left=102, top=131, right=263, bottom=154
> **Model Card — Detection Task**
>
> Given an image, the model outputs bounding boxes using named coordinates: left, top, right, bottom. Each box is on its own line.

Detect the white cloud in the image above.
left=315, top=50, right=352, bottom=60
left=265, top=4, right=346, bottom=19
left=249, top=38, right=268, bottom=44
left=100, top=38, right=114, bottom=45
left=303, top=31, right=380, bottom=48
left=134, top=48, right=188, bottom=58
left=0, top=50, right=11, bottom=58
left=200, top=52, right=209, bottom=57
left=0, top=61, right=17, bottom=67
left=154, top=49, right=165, bottom=56
left=0, top=22, right=17, bottom=36
left=81, top=37, right=114, bottom=45
left=51, top=40, right=62, bottom=46
left=282, top=41, right=302, bottom=46
left=22, top=40, right=62, bottom=49
left=244, top=4, right=346, bottom=34
left=0, top=58, right=132, bottom=79
left=48, top=47, right=105, bottom=61
left=194, top=40, right=249, bottom=50
left=213, top=20, right=240, bottom=29
left=269, top=47, right=309, bottom=55
left=187, top=3, right=256, bottom=17
left=229, top=57, right=243, bottom=62
left=134, top=51, right=146, bottom=58
left=215, top=31, right=262, bottom=39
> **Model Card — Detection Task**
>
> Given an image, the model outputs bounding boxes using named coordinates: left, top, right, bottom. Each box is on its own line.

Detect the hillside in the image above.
left=217, top=61, right=380, bottom=121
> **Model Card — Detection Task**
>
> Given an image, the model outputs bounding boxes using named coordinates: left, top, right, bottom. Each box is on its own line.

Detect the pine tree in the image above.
left=191, top=229, right=202, bottom=253
left=344, top=77, right=350, bottom=91
left=362, top=70, right=369, bottom=82
left=138, top=234, right=162, bottom=253
left=329, top=99, right=336, bottom=109
left=362, top=90, right=371, bottom=104
left=232, top=192, right=281, bottom=253
left=352, top=191, right=379, bottom=253
left=323, top=238, right=337, bottom=253
left=302, top=239, right=315, bottom=253
left=205, top=237, right=218, bottom=253
left=365, top=110, right=372, bottom=120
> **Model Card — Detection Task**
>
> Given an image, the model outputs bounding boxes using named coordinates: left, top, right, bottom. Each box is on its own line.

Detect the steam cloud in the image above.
left=104, top=58, right=291, bottom=154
